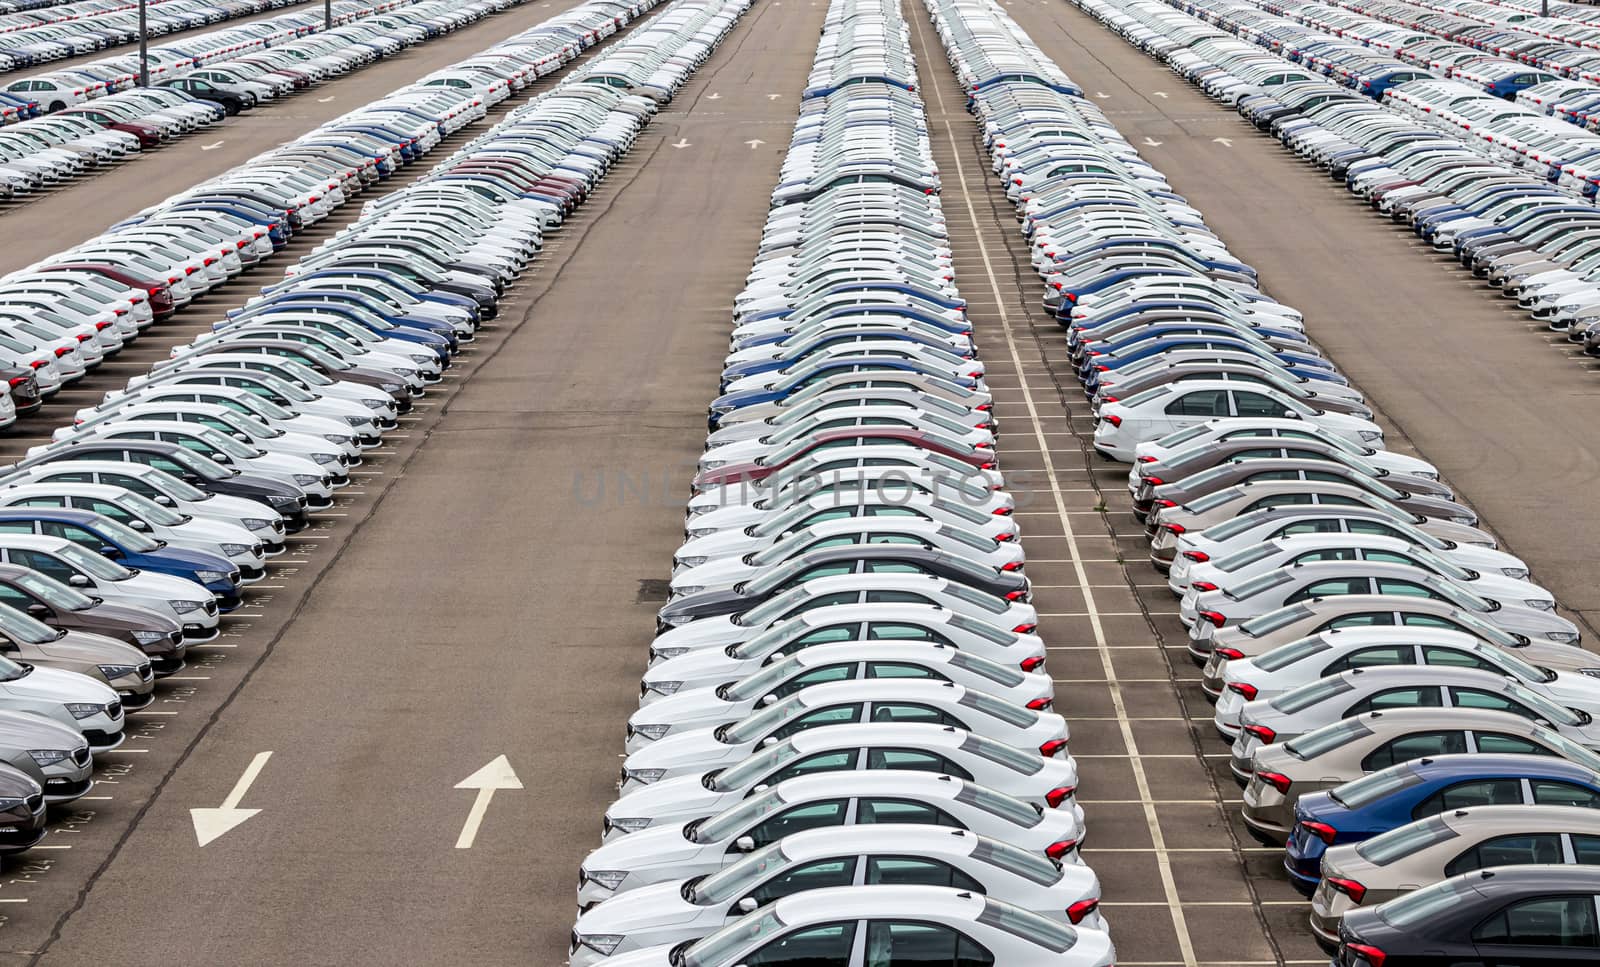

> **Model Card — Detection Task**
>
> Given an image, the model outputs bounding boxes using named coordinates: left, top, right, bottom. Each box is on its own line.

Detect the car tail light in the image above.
left=1001, top=561, right=1023, bottom=572
left=1191, top=581, right=1217, bottom=592
left=993, top=507, right=1013, bottom=516
left=980, top=462, right=996, bottom=471
left=975, top=403, right=991, bottom=412
left=1020, top=656, right=1045, bottom=672
left=1039, top=738, right=1069, bottom=758
left=1300, top=820, right=1338, bottom=845
left=28, top=361, right=45, bottom=369
left=1163, top=523, right=1186, bottom=535
left=1103, top=414, right=1122, bottom=427
left=8, top=377, right=27, bottom=388
left=1144, top=476, right=1165, bottom=486
left=1026, top=697, right=1053, bottom=711
left=1256, top=770, right=1292, bottom=794
left=185, top=267, right=197, bottom=275
left=1214, top=647, right=1244, bottom=661
left=97, top=320, right=114, bottom=329
left=1243, top=722, right=1276, bottom=743
left=1345, top=942, right=1386, bottom=966
left=167, top=276, right=180, bottom=284
left=1100, top=395, right=1118, bottom=403
left=1044, top=839, right=1078, bottom=860
left=1042, top=784, right=1079, bottom=811
left=75, top=334, right=92, bottom=342
left=1154, top=499, right=1177, bottom=509
left=1065, top=899, right=1098, bottom=924
left=1005, top=589, right=1028, bottom=601
left=1197, top=610, right=1226, bottom=629
left=1182, top=550, right=1210, bottom=563
left=1326, top=875, right=1367, bottom=904
left=1012, top=623, right=1036, bottom=634
left=53, top=347, right=71, bottom=358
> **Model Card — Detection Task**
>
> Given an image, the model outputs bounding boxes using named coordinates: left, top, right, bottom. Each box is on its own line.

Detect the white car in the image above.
left=1126, top=418, right=1437, bottom=486
left=568, top=826, right=1105, bottom=965
left=605, top=721, right=1078, bottom=838
left=576, top=771, right=1086, bottom=908
left=0, top=650, right=123, bottom=752
left=592, top=886, right=1116, bottom=967
left=685, top=465, right=1012, bottom=522
left=1092, top=381, right=1382, bottom=461
left=617, top=678, right=1068, bottom=789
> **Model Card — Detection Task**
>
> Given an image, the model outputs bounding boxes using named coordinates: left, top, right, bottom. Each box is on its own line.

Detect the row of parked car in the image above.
left=0, top=0, right=308, bottom=72
left=0, top=0, right=514, bottom=201
left=0, top=0, right=683, bottom=855
left=566, top=0, right=1123, bottom=964
left=1052, top=0, right=1600, bottom=963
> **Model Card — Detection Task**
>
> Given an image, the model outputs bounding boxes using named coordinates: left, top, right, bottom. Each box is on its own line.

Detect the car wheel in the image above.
left=48, top=101, right=63, bottom=112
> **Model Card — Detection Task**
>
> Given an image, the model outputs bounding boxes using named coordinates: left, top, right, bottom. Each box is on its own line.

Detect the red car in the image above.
left=39, top=262, right=176, bottom=321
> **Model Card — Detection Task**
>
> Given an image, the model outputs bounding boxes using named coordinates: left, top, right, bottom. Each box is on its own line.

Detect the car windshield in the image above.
left=1356, top=816, right=1459, bottom=865
left=1239, top=604, right=1312, bottom=637
left=1329, top=764, right=1426, bottom=809
left=691, top=842, right=792, bottom=904
left=0, top=601, right=59, bottom=644
left=1375, top=876, right=1471, bottom=928
left=88, top=514, right=161, bottom=553
left=1255, top=635, right=1333, bottom=672
left=1284, top=717, right=1374, bottom=760
left=712, top=740, right=803, bottom=792
left=0, top=654, right=29, bottom=682
left=724, top=657, right=806, bottom=702
left=722, top=697, right=809, bottom=744
left=1269, top=675, right=1356, bottom=714
left=682, top=909, right=788, bottom=967
left=738, top=588, right=812, bottom=628
left=112, top=491, right=186, bottom=527
left=12, top=571, right=95, bottom=611
left=55, top=544, right=133, bottom=581
left=695, top=786, right=789, bottom=842
left=733, top=619, right=826, bottom=660
left=1214, top=542, right=1281, bottom=573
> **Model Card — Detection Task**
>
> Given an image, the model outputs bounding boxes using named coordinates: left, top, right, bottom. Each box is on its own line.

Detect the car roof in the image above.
left=1407, top=753, right=1600, bottom=783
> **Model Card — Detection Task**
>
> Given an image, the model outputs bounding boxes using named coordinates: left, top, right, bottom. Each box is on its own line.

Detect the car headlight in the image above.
left=606, top=817, right=652, bottom=834
left=643, top=680, right=683, bottom=696
left=1357, top=430, right=1383, bottom=442
left=27, top=750, right=68, bottom=767
left=575, top=933, right=625, bottom=957
left=311, top=452, right=339, bottom=465
left=241, top=517, right=273, bottom=531
left=219, top=543, right=254, bottom=558
left=0, top=798, right=27, bottom=812
left=1451, top=516, right=1476, bottom=525
left=1502, top=567, right=1530, bottom=580
left=1526, top=599, right=1555, bottom=611
left=292, top=474, right=321, bottom=487
left=322, top=434, right=353, bottom=446
left=408, top=354, right=434, bottom=365
left=686, top=528, right=719, bottom=539
left=652, top=647, right=689, bottom=661
left=631, top=724, right=671, bottom=741
left=196, top=570, right=228, bottom=584
left=63, top=703, right=106, bottom=720
left=622, top=768, right=666, bottom=785
left=266, top=494, right=299, bottom=510
left=379, top=383, right=402, bottom=393
left=582, top=869, right=627, bottom=891
left=132, top=630, right=168, bottom=645
left=701, top=460, right=726, bottom=470
left=361, top=399, right=388, bottom=411
left=1547, top=632, right=1581, bottom=644
left=1411, top=470, right=1440, bottom=481
left=96, top=664, right=138, bottom=680
left=675, top=586, right=704, bottom=596
left=658, top=613, right=694, bottom=628
left=675, top=556, right=707, bottom=569
left=343, top=415, right=369, bottom=426
left=168, top=599, right=204, bottom=614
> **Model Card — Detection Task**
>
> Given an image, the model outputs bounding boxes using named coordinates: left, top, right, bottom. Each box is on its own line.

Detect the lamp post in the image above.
left=138, top=0, right=149, bottom=86
left=325, top=0, right=332, bottom=29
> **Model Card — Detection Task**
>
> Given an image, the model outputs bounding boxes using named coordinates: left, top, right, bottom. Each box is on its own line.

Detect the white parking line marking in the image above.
left=911, top=13, right=1198, bottom=959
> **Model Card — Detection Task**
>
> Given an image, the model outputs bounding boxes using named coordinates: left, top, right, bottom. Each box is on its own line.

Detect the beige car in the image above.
left=0, top=606, right=154, bottom=708
left=1242, top=708, right=1600, bottom=845
left=1310, top=804, right=1600, bottom=946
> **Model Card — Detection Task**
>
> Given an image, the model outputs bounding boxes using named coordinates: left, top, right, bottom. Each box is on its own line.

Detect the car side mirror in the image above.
left=759, top=736, right=778, bottom=749
left=212, top=453, right=232, bottom=464
left=128, top=520, right=148, bottom=532
left=67, top=575, right=90, bottom=588
left=24, top=604, right=48, bottom=619
left=232, top=433, right=248, bottom=442
left=100, top=546, right=121, bottom=559
left=735, top=897, right=758, bottom=914
left=758, top=693, right=778, bottom=707
left=154, top=496, right=175, bottom=507
left=733, top=836, right=756, bottom=853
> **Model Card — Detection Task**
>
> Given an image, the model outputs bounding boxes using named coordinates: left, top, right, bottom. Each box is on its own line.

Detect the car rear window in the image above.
left=1213, top=541, right=1281, bottom=573
left=1240, top=604, right=1312, bottom=637
left=975, top=898, right=1077, bottom=953
left=1284, top=717, right=1374, bottom=761
left=1330, top=764, right=1427, bottom=809
left=1255, top=636, right=1333, bottom=672
left=1356, top=816, right=1459, bottom=866
left=1269, top=676, right=1356, bottom=715
left=1374, top=875, right=1471, bottom=928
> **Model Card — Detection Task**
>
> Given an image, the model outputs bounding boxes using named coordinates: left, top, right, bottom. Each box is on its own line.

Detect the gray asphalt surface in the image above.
left=0, top=0, right=1586, bottom=963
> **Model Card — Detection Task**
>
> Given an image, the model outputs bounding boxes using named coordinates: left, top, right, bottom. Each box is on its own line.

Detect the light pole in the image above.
left=325, top=0, right=332, bottom=29
left=138, top=0, right=149, bottom=86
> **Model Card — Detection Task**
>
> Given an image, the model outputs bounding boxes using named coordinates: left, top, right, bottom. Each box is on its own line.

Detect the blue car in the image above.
left=1285, top=753, right=1600, bottom=894
left=708, top=356, right=981, bottom=425
left=0, top=509, right=243, bottom=610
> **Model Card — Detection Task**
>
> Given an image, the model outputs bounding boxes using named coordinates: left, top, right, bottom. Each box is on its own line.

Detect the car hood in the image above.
left=584, top=823, right=709, bottom=875
left=0, top=663, right=117, bottom=703
left=642, top=649, right=757, bottom=695
left=35, top=630, right=145, bottom=665
left=573, top=880, right=707, bottom=935
left=649, top=618, right=743, bottom=653
left=83, top=600, right=183, bottom=634
left=623, top=730, right=751, bottom=777
left=0, top=708, right=86, bottom=748
left=607, top=774, right=735, bottom=828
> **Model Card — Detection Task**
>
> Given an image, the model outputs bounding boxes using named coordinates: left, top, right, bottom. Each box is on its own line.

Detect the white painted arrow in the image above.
left=766, top=93, right=781, bottom=100
left=746, top=139, right=766, bottom=149
left=1152, top=91, right=1169, bottom=98
left=454, top=755, right=521, bottom=849
left=316, top=96, right=335, bottom=103
left=200, top=141, right=224, bottom=151
left=1142, top=136, right=1163, bottom=147
left=1212, top=137, right=1234, bottom=147
left=671, top=138, right=691, bottom=148
left=191, top=751, right=271, bottom=846
left=707, top=92, right=721, bottom=100
left=1094, top=91, right=1110, bottom=99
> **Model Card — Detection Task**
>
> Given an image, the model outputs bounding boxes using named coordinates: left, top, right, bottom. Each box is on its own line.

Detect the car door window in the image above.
left=867, top=623, right=945, bottom=643
left=869, top=702, right=960, bottom=726
left=1278, top=519, right=1344, bottom=535
left=1474, top=733, right=1556, bottom=757
left=1362, top=731, right=1468, bottom=771
left=1323, top=646, right=1415, bottom=675
left=0, top=586, right=32, bottom=611
left=771, top=705, right=863, bottom=741
left=1347, top=521, right=1406, bottom=538
left=1232, top=391, right=1291, bottom=418
left=1415, top=779, right=1524, bottom=818
left=1400, top=614, right=1459, bottom=630
left=747, top=800, right=849, bottom=846
left=1250, top=495, right=1315, bottom=511
left=1375, top=578, right=1438, bottom=598
left=1448, top=833, right=1566, bottom=877
left=40, top=522, right=103, bottom=550
left=865, top=856, right=983, bottom=892
left=1290, top=549, right=1359, bottom=564
left=863, top=920, right=993, bottom=967
left=866, top=662, right=944, bottom=682
left=867, top=749, right=971, bottom=780
left=857, top=798, right=961, bottom=826
left=778, top=627, right=856, bottom=657
left=0, top=522, right=34, bottom=535
left=1531, top=781, right=1600, bottom=808
left=1347, top=686, right=1444, bottom=716
left=746, top=859, right=856, bottom=906
left=1165, top=390, right=1229, bottom=417
left=772, top=665, right=856, bottom=699
left=6, top=550, right=74, bottom=584
left=1323, top=612, right=1397, bottom=629
left=1286, top=578, right=1371, bottom=603
left=745, top=922, right=857, bottom=967
left=1421, top=647, right=1497, bottom=671
left=767, top=751, right=859, bottom=785
left=1451, top=688, right=1539, bottom=721
left=1570, top=835, right=1600, bottom=864
left=12, top=497, right=63, bottom=510
left=1473, top=895, right=1600, bottom=947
